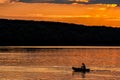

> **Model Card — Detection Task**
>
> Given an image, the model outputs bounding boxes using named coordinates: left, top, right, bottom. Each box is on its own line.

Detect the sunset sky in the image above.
left=0, top=0, right=120, bottom=27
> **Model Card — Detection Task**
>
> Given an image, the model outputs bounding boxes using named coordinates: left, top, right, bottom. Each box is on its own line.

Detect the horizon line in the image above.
left=0, top=46, right=120, bottom=48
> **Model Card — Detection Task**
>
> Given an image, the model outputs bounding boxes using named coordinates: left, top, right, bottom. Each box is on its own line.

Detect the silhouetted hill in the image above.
left=0, top=19, right=120, bottom=46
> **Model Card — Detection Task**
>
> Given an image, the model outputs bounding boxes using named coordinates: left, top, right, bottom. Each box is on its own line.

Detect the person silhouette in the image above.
left=81, top=63, right=86, bottom=70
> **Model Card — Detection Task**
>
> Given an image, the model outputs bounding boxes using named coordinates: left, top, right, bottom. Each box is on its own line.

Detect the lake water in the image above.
left=0, top=48, right=120, bottom=80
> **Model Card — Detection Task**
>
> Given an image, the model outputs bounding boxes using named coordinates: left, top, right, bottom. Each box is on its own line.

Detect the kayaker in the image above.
left=81, top=63, right=86, bottom=70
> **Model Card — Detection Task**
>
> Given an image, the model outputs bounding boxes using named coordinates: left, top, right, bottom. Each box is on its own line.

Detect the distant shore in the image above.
left=0, top=19, right=120, bottom=46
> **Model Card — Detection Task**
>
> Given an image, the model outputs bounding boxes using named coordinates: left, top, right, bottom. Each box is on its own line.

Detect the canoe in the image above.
left=72, top=67, right=90, bottom=72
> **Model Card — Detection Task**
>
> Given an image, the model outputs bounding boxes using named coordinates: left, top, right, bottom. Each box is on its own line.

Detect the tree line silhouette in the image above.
left=0, top=19, right=120, bottom=45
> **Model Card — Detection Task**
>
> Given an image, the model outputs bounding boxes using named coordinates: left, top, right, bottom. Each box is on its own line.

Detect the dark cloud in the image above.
left=19, top=0, right=120, bottom=4
left=89, top=0, right=120, bottom=4
left=20, top=0, right=71, bottom=3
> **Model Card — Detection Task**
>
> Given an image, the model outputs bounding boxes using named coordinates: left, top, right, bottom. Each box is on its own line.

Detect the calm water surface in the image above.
left=0, top=48, right=119, bottom=80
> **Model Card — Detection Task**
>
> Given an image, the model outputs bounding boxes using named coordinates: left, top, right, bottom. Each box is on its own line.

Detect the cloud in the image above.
left=69, top=0, right=89, bottom=3
left=30, top=0, right=55, bottom=3
left=21, top=0, right=89, bottom=3
left=88, top=0, right=120, bottom=4
left=19, top=0, right=120, bottom=4
left=0, top=0, right=19, bottom=3
left=0, top=0, right=12, bottom=3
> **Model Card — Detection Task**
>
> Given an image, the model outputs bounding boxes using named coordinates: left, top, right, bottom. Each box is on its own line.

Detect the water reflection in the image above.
left=72, top=71, right=87, bottom=78
left=81, top=72, right=86, bottom=78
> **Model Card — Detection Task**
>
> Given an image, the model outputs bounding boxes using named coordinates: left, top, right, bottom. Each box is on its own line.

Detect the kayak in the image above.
left=72, top=67, right=90, bottom=72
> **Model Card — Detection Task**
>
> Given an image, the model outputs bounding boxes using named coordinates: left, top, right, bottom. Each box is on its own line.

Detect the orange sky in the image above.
left=0, top=2, right=120, bottom=27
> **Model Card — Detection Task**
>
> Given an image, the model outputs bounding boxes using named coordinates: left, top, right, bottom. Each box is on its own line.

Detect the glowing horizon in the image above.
left=0, top=2, right=120, bottom=27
